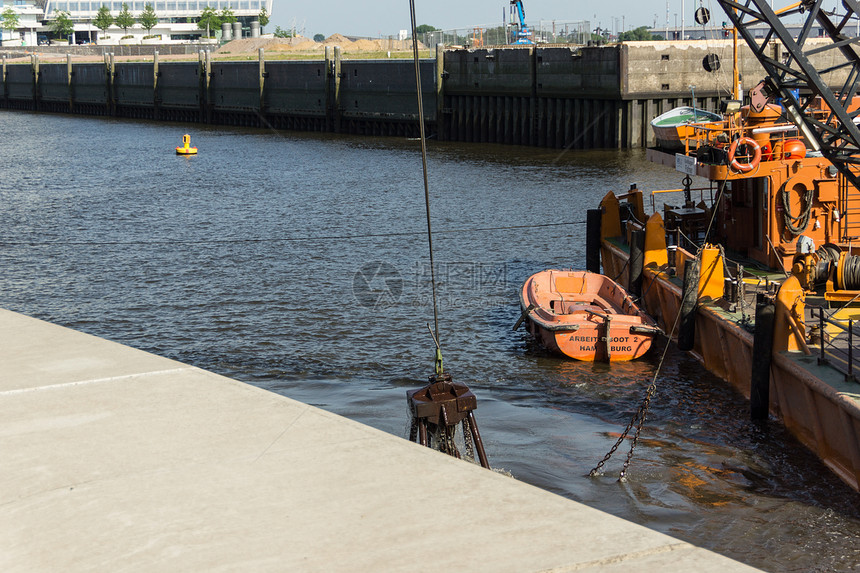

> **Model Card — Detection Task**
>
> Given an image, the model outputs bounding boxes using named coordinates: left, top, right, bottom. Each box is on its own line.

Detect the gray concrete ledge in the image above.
left=0, top=309, right=760, bottom=571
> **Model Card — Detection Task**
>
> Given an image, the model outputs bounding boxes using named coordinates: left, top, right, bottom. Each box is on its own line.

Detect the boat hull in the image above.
left=520, top=270, right=656, bottom=361
left=600, top=236, right=860, bottom=492
left=650, top=106, right=723, bottom=151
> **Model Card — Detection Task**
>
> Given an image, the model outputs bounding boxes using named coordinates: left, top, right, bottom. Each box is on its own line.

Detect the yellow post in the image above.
left=698, top=244, right=724, bottom=300
left=599, top=192, right=621, bottom=239
left=643, top=212, right=668, bottom=268
left=773, top=276, right=809, bottom=354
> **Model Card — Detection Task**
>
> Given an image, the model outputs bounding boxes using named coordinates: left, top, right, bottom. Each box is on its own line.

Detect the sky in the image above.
left=266, top=0, right=688, bottom=40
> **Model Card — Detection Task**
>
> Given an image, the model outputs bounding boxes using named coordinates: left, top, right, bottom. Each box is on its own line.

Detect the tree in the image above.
left=219, top=7, right=235, bottom=24
left=273, top=26, right=291, bottom=38
left=138, top=3, right=157, bottom=36
left=257, top=7, right=268, bottom=32
left=197, top=6, right=220, bottom=37
left=313, top=33, right=324, bottom=42
left=618, top=26, right=658, bottom=42
left=115, top=3, right=134, bottom=35
left=94, top=5, right=113, bottom=37
left=415, top=24, right=437, bottom=34
left=50, top=10, right=74, bottom=40
left=2, top=8, right=20, bottom=39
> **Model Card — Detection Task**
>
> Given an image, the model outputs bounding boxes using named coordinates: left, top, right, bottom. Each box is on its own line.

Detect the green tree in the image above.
left=313, top=33, right=324, bottom=42
left=618, top=26, right=658, bottom=42
left=415, top=24, right=437, bottom=34
left=219, top=7, right=235, bottom=24
left=197, top=6, right=220, bottom=37
left=115, top=3, right=134, bottom=35
left=2, top=8, right=20, bottom=40
left=50, top=10, right=75, bottom=40
left=94, top=5, right=113, bottom=37
left=273, top=26, right=291, bottom=38
left=138, top=3, right=157, bottom=35
left=257, top=7, right=268, bottom=31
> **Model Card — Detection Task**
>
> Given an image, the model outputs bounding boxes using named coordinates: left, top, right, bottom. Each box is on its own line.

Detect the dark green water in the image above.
left=2, top=109, right=860, bottom=571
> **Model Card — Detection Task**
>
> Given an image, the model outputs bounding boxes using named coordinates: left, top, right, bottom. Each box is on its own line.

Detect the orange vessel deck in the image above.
left=520, top=270, right=658, bottom=361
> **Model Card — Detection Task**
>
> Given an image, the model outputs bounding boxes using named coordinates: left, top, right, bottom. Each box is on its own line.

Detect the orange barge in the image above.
left=593, top=99, right=860, bottom=492
left=520, top=270, right=658, bottom=361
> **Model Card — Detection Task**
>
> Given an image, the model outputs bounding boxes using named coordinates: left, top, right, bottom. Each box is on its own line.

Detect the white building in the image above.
left=0, top=0, right=273, bottom=45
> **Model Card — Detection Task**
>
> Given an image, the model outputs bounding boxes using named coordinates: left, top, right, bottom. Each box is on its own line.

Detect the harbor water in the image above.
left=3, top=110, right=860, bottom=571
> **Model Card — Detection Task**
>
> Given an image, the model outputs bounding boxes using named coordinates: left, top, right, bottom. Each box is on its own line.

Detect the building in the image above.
left=0, top=0, right=273, bottom=45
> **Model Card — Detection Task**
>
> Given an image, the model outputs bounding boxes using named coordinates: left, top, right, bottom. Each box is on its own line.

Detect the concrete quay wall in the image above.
left=0, top=40, right=845, bottom=148
left=0, top=307, right=762, bottom=571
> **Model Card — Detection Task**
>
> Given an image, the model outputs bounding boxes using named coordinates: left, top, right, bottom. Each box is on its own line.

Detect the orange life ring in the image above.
left=728, top=137, right=762, bottom=172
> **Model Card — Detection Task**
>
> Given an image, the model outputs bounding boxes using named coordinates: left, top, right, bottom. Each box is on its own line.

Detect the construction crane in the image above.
left=714, top=0, right=860, bottom=192
left=509, top=0, right=534, bottom=44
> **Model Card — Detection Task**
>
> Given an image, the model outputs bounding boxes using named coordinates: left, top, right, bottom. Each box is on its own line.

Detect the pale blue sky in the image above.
left=267, top=0, right=689, bottom=39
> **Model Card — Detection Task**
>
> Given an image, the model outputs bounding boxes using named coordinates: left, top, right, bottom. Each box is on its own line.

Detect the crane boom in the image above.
left=714, top=0, right=860, bottom=190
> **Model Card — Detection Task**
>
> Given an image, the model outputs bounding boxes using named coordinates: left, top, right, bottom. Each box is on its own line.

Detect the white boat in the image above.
left=651, top=106, right=723, bottom=151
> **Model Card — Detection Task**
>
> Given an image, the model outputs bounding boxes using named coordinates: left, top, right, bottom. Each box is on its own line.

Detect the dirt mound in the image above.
left=217, top=36, right=316, bottom=54
left=214, top=35, right=421, bottom=55
left=323, top=33, right=353, bottom=47
left=350, top=39, right=379, bottom=51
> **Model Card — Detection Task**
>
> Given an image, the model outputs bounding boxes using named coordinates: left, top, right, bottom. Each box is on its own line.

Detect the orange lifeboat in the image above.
left=519, top=270, right=659, bottom=361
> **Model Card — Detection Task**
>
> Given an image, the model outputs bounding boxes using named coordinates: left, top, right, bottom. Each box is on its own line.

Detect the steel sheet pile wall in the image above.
left=0, top=52, right=435, bottom=137
left=5, top=42, right=843, bottom=148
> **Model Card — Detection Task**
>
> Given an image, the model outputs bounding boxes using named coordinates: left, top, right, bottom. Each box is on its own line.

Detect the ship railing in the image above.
left=679, top=118, right=806, bottom=161
left=649, top=187, right=712, bottom=213
left=811, top=306, right=860, bottom=384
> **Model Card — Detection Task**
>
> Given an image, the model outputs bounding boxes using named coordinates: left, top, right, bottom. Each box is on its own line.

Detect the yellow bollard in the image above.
left=773, top=276, right=810, bottom=354
left=599, top=191, right=622, bottom=239
left=643, top=212, right=668, bottom=269
left=698, top=244, right=724, bottom=300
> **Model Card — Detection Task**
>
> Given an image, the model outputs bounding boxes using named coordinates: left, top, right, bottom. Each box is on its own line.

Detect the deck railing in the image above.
left=812, top=306, right=860, bottom=384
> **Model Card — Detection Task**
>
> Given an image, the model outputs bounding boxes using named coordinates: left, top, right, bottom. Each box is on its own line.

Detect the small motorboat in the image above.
left=518, top=270, right=659, bottom=361
left=650, top=106, right=723, bottom=151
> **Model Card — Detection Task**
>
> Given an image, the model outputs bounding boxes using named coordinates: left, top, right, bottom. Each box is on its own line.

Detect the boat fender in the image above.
left=678, top=259, right=700, bottom=351
left=728, top=136, right=761, bottom=173
left=630, top=325, right=661, bottom=335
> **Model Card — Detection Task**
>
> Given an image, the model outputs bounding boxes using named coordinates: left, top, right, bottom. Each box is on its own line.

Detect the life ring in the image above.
left=728, top=137, right=762, bottom=172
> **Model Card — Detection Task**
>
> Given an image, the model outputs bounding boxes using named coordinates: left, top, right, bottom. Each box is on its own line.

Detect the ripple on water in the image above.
left=2, top=110, right=860, bottom=571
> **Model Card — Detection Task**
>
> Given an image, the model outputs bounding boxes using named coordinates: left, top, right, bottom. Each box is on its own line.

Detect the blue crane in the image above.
left=509, top=0, right=533, bottom=44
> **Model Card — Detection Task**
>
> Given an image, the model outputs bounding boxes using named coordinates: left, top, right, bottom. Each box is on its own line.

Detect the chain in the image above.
left=463, top=418, right=476, bottom=462
left=588, top=378, right=657, bottom=477
left=619, top=379, right=658, bottom=480
left=590, top=205, right=709, bottom=479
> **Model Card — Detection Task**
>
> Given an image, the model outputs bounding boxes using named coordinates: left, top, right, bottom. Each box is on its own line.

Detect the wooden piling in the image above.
left=435, top=43, right=445, bottom=140
left=67, top=54, right=74, bottom=113
left=153, top=51, right=159, bottom=120
left=31, top=54, right=39, bottom=112
left=333, top=46, right=342, bottom=133
left=258, top=48, right=266, bottom=122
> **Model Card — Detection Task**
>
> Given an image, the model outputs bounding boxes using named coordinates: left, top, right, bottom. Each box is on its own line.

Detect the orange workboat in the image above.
left=519, top=270, right=659, bottom=361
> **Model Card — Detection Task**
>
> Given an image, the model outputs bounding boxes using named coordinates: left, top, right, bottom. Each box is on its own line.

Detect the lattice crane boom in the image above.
left=715, top=0, right=860, bottom=189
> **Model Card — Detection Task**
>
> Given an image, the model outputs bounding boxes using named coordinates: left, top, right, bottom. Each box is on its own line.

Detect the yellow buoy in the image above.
left=176, top=134, right=198, bottom=155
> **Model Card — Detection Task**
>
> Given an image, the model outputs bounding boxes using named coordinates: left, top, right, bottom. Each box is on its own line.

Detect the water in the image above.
left=3, top=110, right=860, bottom=571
